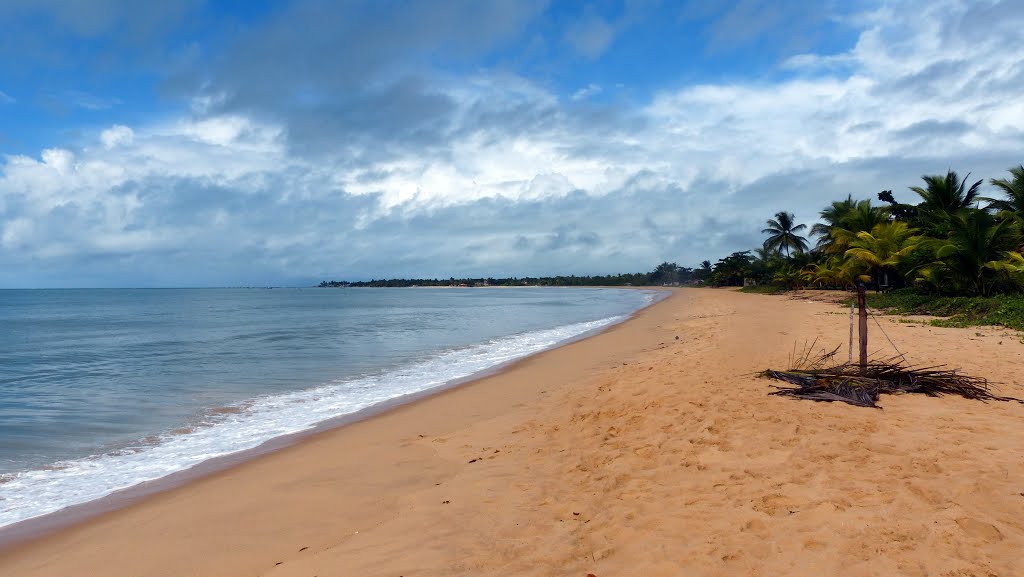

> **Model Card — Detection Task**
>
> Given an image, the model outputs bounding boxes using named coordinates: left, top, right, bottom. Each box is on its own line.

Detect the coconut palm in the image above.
left=983, top=165, right=1024, bottom=224
left=993, top=252, right=1024, bottom=287
left=695, top=260, right=713, bottom=282
left=910, top=170, right=983, bottom=234
left=762, top=211, right=809, bottom=257
left=920, top=210, right=1021, bottom=296
left=772, top=265, right=803, bottom=290
left=802, top=258, right=857, bottom=289
left=811, top=195, right=858, bottom=251
left=747, top=246, right=786, bottom=285
left=752, top=246, right=785, bottom=268
left=844, top=221, right=922, bottom=290
left=815, top=198, right=891, bottom=254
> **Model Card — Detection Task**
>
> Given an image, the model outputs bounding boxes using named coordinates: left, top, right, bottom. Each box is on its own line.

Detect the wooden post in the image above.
left=857, top=282, right=868, bottom=374
left=848, top=302, right=854, bottom=364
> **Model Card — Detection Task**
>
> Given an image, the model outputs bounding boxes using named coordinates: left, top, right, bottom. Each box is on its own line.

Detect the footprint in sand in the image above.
left=955, top=517, right=1004, bottom=543
left=751, top=493, right=799, bottom=517
left=803, top=539, right=827, bottom=551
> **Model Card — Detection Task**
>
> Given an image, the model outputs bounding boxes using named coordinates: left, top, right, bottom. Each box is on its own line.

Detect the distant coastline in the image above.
left=318, top=263, right=697, bottom=288
left=318, top=275, right=649, bottom=288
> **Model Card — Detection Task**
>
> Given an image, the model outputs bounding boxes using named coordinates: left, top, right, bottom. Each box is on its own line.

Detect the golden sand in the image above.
left=2, top=288, right=1023, bottom=577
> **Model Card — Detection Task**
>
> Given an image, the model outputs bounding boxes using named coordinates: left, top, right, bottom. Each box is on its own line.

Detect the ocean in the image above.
left=0, top=287, right=657, bottom=528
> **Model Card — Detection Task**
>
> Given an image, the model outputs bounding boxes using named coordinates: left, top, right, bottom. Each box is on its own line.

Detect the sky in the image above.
left=1, top=0, right=1023, bottom=287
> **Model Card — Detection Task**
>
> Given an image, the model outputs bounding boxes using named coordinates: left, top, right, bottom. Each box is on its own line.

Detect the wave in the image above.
left=0, top=314, right=627, bottom=528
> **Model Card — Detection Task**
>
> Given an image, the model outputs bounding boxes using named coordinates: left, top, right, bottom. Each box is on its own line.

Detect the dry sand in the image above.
left=2, top=287, right=1024, bottom=577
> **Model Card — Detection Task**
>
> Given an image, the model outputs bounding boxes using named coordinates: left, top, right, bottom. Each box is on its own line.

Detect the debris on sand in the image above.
left=760, top=343, right=1018, bottom=408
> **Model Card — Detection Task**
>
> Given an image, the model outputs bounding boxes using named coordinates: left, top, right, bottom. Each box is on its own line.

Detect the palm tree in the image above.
left=772, top=265, right=803, bottom=290
left=920, top=210, right=1021, bottom=296
left=695, top=260, right=713, bottom=282
left=983, top=165, right=1024, bottom=224
left=844, top=221, right=922, bottom=290
left=762, top=211, right=809, bottom=257
left=748, top=246, right=785, bottom=285
left=814, top=198, right=891, bottom=254
left=811, top=195, right=858, bottom=251
left=910, top=170, right=983, bottom=233
left=802, top=257, right=856, bottom=289
left=844, top=200, right=891, bottom=233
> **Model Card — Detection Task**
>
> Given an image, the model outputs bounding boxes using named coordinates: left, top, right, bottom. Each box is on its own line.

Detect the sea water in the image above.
left=0, top=287, right=657, bottom=528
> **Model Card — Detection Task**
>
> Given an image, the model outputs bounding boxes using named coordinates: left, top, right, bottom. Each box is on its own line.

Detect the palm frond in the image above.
left=761, top=356, right=1018, bottom=408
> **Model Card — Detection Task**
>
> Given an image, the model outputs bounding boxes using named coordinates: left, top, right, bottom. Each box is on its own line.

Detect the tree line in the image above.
left=708, top=165, right=1024, bottom=296
left=320, top=164, right=1023, bottom=296
left=319, top=272, right=658, bottom=288
left=318, top=259, right=709, bottom=287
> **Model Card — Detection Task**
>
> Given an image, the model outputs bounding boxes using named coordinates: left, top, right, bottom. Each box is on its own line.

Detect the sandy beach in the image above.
left=2, top=287, right=1023, bottom=577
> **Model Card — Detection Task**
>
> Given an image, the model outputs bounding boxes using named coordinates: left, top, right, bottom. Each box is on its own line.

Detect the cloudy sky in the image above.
left=1, top=0, right=1022, bottom=287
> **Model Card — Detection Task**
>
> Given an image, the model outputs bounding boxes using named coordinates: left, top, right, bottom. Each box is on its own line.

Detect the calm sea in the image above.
left=0, top=287, right=656, bottom=528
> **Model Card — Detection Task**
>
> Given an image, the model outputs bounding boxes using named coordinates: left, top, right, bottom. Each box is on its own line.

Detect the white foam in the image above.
left=0, top=314, right=626, bottom=528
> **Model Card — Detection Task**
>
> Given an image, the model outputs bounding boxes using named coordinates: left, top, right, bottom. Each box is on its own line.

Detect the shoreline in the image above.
left=2, top=287, right=1023, bottom=576
left=0, top=287, right=670, bottom=549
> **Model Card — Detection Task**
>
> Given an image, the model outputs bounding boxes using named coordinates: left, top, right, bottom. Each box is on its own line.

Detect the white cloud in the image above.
left=0, top=90, right=14, bottom=104
left=40, top=148, right=75, bottom=174
left=2, top=0, right=1024, bottom=286
left=0, top=115, right=294, bottom=276
left=174, top=115, right=273, bottom=147
left=100, top=125, right=134, bottom=148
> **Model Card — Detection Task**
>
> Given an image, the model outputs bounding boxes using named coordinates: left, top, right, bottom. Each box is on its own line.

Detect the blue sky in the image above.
left=1, top=0, right=1023, bottom=287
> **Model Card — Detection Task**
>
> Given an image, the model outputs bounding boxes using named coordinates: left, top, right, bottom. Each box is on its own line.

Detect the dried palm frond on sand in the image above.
left=760, top=341, right=1020, bottom=408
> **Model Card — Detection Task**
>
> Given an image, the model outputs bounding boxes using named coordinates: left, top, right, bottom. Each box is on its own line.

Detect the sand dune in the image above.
left=2, top=288, right=1023, bottom=577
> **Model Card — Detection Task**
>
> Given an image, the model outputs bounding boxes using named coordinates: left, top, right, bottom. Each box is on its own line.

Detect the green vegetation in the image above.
left=707, top=165, right=1024, bottom=297
left=849, top=288, right=1024, bottom=332
left=738, top=284, right=789, bottom=295
left=319, top=262, right=702, bottom=288
left=761, top=211, right=809, bottom=257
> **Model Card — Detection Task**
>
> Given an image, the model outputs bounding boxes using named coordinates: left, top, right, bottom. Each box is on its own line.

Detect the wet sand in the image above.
left=2, top=287, right=1023, bottom=577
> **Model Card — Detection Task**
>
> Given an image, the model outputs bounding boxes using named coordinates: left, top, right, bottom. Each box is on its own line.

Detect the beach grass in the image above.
left=738, top=284, right=790, bottom=295
left=851, top=288, right=1024, bottom=332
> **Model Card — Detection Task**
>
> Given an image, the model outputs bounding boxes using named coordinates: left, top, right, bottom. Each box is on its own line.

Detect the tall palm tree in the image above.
left=982, top=165, right=1024, bottom=224
left=762, top=211, right=809, bottom=257
left=844, top=221, right=921, bottom=289
left=910, top=170, right=983, bottom=233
